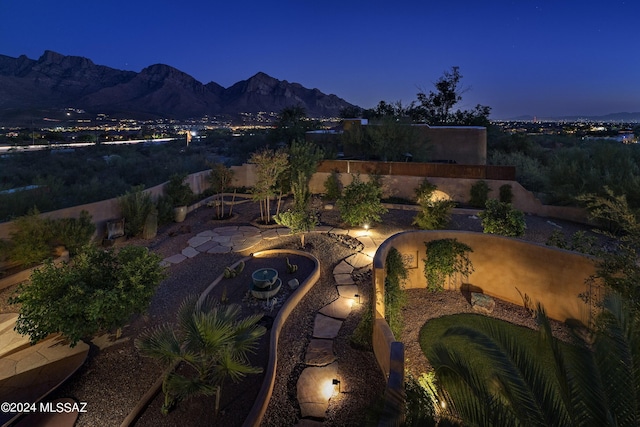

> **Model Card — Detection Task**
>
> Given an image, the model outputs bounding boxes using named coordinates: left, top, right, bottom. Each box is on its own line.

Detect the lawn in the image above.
left=418, top=313, right=579, bottom=390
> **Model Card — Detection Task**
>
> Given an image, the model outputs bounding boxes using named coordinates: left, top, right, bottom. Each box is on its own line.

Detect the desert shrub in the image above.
left=479, top=199, right=526, bottom=237
left=119, top=185, right=154, bottom=237
left=469, top=180, right=491, bottom=208
left=155, top=195, right=175, bottom=226
left=336, top=174, right=388, bottom=227
left=323, top=169, right=342, bottom=201
left=546, top=229, right=599, bottom=256
left=413, top=178, right=455, bottom=230
left=423, top=238, right=474, bottom=292
left=9, top=208, right=53, bottom=266
left=499, top=183, right=514, bottom=203
left=273, top=208, right=318, bottom=234
left=165, top=173, right=194, bottom=207
left=51, top=210, right=95, bottom=256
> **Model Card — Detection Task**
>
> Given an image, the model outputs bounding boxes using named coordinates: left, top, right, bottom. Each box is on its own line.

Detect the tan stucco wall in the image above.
left=374, top=230, right=597, bottom=324
left=371, top=230, right=599, bottom=378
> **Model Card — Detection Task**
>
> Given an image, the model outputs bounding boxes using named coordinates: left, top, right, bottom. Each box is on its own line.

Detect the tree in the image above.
left=249, top=148, right=289, bottom=224
left=287, top=140, right=324, bottom=211
left=273, top=140, right=323, bottom=246
left=135, top=294, right=266, bottom=415
left=578, top=187, right=640, bottom=313
left=269, top=106, right=321, bottom=145
left=10, top=245, right=166, bottom=346
left=208, top=162, right=235, bottom=219
left=413, top=66, right=491, bottom=126
left=427, top=296, right=640, bottom=426
left=336, top=175, right=388, bottom=227
left=365, top=115, right=425, bottom=161
left=479, top=199, right=526, bottom=237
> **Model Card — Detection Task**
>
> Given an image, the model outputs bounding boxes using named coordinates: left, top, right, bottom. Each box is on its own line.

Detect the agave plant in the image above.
left=135, top=294, right=266, bottom=415
left=428, top=294, right=640, bottom=426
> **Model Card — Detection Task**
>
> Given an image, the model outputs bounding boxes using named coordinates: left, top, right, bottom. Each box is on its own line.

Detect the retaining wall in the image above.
left=1, top=161, right=588, bottom=240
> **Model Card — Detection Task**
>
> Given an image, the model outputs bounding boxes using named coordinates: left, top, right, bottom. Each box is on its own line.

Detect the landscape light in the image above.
left=332, top=378, right=341, bottom=393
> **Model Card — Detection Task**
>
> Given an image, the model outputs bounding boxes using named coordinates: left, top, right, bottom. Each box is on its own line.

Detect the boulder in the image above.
left=471, top=292, right=495, bottom=314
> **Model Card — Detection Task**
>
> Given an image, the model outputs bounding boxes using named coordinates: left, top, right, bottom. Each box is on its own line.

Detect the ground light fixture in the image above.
left=353, top=293, right=361, bottom=304
left=332, top=378, right=341, bottom=394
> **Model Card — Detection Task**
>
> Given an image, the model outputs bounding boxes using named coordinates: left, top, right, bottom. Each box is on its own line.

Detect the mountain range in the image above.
left=0, top=51, right=355, bottom=124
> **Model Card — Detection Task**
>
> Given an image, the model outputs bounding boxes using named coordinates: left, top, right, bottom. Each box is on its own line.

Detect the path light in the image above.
left=354, top=293, right=361, bottom=304
left=321, top=379, right=335, bottom=399
left=332, top=378, right=341, bottom=394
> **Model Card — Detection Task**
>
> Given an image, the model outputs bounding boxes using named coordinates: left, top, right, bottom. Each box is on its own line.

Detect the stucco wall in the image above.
left=371, top=230, right=599, bottom=378
left=374, top=230, right=597, bottom=324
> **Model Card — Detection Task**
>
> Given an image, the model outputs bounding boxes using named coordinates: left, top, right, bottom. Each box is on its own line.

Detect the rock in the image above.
left=471, top=292, right=495, bottom=314
left=324, top=204, right=334, bottom=210
left=288, top=278, right=299, bottom=290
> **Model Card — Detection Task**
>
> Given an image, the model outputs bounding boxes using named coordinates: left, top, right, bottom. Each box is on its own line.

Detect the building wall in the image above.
left=417, top=125, right=487, bottom=165
left=307, top=124, right=487, bottom=165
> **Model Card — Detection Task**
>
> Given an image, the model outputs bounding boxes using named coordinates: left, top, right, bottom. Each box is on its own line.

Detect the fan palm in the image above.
left=135, top=294, right=266, bottom=415
left=427, top=294, right=640, bottom=426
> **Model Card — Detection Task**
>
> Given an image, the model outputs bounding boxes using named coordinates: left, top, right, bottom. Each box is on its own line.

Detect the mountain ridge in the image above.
left=0, top=51, right=355, bottom=123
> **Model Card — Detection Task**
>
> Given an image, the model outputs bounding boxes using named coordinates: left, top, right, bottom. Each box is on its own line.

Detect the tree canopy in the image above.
left=11, top=245, right=166, bottom=346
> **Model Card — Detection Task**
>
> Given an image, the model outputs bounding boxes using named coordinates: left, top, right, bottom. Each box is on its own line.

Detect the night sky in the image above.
left=1, top=0, right=638, bottom=119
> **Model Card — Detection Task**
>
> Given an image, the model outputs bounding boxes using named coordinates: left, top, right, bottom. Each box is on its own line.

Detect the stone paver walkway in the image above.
left=294, top=232, right=380, bottom=424
left=158, top=223, right=384, bottom=423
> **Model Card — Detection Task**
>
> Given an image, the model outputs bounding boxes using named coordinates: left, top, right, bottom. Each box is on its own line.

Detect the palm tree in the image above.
left=135, top=294, right=266, bottom=415
left=427, top=294, right=640, bottom=426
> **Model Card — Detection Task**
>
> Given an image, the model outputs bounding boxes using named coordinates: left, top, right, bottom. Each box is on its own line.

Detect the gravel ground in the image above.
left=1, top=199, right=603, bottom=426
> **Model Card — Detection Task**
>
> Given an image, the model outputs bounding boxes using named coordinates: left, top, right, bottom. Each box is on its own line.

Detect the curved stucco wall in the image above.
left=372, top=230, right=598, bottom=377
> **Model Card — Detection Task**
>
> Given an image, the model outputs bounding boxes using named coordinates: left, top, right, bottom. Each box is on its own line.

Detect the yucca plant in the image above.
left=135, top=294, right=266, bottom=415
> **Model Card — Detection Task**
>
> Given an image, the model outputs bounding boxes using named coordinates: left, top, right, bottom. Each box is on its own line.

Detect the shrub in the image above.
left=155, top=195, right=175, bottom=225
left=413, top=178, right=455, bottom=230
left=51, top=210, right=96, bottom=256
left=9, top=208, right=53, bottom=266
left=499, top=183, right=514, bottom=203
left=323, top=169, right=342, bottom=201
left=10, top=245, right=166, bottom=346
left=423, top=238, right=474, bottom=292
left=336, top=175, right=388, bottom=227
left=119, top=185, right=154, bottom=237
left=165, top=173, right=194, bottom=207
left=469, top=180, right=491, bottom=208
left=479, top=199, right=526, bottom=237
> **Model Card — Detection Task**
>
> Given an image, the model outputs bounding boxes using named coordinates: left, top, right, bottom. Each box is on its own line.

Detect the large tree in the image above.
left=269, top=106, right=321, bottom=145
left=412, top=66, right=491, bottom=126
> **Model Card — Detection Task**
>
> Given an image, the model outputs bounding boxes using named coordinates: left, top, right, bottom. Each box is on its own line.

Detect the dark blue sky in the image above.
left=1, top=0, right=638, bottom=119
